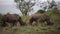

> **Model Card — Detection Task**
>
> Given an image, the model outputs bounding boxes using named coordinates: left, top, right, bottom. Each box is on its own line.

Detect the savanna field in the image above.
left=0, top=11, right=60, bottom=34
left=0, top=0, right=60, bottom=34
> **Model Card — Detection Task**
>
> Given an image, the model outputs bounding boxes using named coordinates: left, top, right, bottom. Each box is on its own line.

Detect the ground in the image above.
left=0, top=22, right=60, bottom=34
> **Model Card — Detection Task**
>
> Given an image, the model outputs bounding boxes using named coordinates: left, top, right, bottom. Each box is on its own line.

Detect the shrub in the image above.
left=36, top=10, right=45, bottom=14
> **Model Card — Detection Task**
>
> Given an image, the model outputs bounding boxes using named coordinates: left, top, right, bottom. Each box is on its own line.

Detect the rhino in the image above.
left=1, top=14, right=26, bottom=27
left=29, top=13, right=53, bottom=25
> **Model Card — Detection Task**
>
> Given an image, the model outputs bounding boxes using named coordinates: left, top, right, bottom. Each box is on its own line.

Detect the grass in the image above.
left=0, top=22, right=60, bottom=34
left=0, top=12, right=60, bottom=34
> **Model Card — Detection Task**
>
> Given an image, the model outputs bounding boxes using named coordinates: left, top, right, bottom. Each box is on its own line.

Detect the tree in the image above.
left=14, top=0, right=36, bottom=15
left=47, top=0, right=57, bottom=9
left=47, top=0, right=60, bottom=14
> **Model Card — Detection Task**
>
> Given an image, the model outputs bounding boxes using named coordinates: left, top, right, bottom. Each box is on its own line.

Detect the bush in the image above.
left=0, top=14, right=3, bottom=26
left=45, top=9, right=60, bottom=25
left=0, top=14, right=2, bottom=23
left=21, top=16, right=29, bottom=22
left=36, top=10, right=45, bottom=14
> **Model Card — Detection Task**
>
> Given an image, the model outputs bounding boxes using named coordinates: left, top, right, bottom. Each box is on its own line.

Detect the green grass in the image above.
left=0, top=24, right=60, bottom=34
left=21, top=16, right=29, bottom=23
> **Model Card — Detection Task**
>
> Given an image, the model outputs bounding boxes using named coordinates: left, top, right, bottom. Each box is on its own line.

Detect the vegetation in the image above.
left=0, top=14, right=3, bottom=27
left=14, top=0, right=35, bottom=15
left=36, top=10, right=45, bottom=14
left=0, top=10, right=60, bottom=34
left=0, top=25, right=60, bottom=34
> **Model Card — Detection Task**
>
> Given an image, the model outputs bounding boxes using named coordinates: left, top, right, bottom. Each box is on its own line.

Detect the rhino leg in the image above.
left=2, top=21, right=7, bottom=27
left=12, top=21, right=17, bottom=26
left=29, top=18, right=34, bottom=25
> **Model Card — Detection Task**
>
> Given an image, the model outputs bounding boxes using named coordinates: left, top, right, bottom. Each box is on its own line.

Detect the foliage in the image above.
left=45, top=8, right=60, bottom=24
left=48, top=0, right=57, bottom=9
left=14, top=0, right=35, bottom=15
left=45, top=7, right=59, bottom=15
left=0, top=14, right=3, bottom=26
left=36, top=10, right=45, bottom=14
left=0, top=14, right=2, bottom=23
left=21, top=16, right=29, bottom=23
left=14, top=0, right=20, bottom=2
